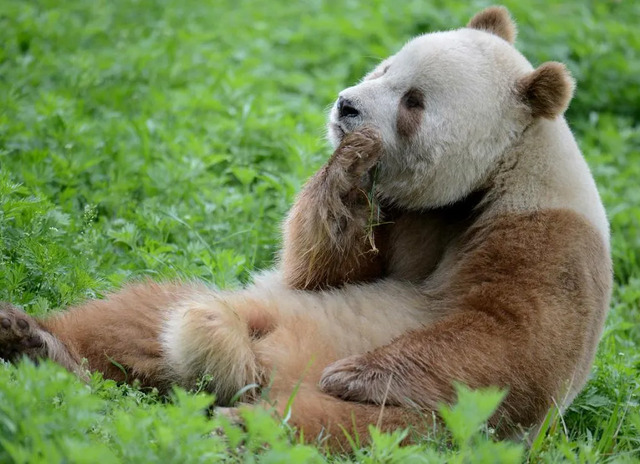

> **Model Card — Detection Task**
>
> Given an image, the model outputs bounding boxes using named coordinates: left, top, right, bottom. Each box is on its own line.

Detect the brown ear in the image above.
left=517, top=62, right=575, bottom=119
left=467, top=6, right=517, bottom=44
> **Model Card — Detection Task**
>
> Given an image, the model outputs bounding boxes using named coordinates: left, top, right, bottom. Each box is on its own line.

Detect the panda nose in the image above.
left=338, top=97, right=360, bottom=118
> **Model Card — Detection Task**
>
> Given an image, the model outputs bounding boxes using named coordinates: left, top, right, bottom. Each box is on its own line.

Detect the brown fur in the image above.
left=517, top=62, right=575, bottom=119
left=256, top=387, right=427, bottom=451
left=320, top=209, right=611, bottom=433
left=281, top=128, right=387, bottom=290
left=385, top=191, right=486, bottom=281
left=467, top=6, right=517, bottom=44
left=41, top=281, right=196, bottom=391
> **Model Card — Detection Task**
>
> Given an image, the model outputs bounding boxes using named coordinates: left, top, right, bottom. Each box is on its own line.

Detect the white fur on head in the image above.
left=325, top=8, right=586, bottom=215
left=328, top=25, right=534, bottom=210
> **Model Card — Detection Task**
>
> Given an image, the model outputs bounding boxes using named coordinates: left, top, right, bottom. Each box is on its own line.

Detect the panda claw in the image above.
left=0, top=302, right=47, bottom=363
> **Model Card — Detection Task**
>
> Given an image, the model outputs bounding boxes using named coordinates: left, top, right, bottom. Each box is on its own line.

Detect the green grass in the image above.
left=1, top=0, right=639, bottom=462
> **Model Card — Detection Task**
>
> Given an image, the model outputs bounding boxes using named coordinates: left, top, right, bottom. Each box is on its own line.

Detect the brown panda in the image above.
left=0, top=6, right=611, bottom=451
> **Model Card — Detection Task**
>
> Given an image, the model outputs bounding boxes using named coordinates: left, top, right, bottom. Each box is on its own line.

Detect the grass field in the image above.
left=1, top=0, right=639, bottom=462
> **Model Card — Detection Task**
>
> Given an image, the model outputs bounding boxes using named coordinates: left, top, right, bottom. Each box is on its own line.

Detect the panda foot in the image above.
left=0, top=302, right=47, bottom=363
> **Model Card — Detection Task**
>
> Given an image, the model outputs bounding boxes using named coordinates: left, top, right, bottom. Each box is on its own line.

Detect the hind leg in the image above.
left=1, top=282, right=254, bottom=396
left=227, top=385, right=429, bottom=452
left=38, top=281, right=199, bottom=391
left=0, top=283, right=197, bottom=390
left=1, top=281, right=270, bottom=401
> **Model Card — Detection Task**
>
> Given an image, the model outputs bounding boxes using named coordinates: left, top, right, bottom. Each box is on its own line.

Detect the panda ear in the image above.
left=467, top=6, right=517, bottom=44
left=517, top=62, right=575, bottom=119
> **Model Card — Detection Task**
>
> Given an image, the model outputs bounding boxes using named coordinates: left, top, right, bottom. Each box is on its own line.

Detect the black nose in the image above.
left=338, top=97, right=359, bottom=118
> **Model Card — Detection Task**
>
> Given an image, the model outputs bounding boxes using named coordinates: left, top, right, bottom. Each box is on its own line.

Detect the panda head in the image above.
left=328, top=6, right=575, bottom=210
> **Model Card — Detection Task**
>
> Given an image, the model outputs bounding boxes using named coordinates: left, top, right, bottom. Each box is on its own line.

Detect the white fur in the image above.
left=328, top=27, right=608, bottom=244
left=160, top=272, right=440, bottom=399
left=160, top=287, right=260, bottom=402
left=488, top=118, right=609, bottom=242
left=330, top=29, right=532, bottom=208
left=247, top=271, right=437, bottom=355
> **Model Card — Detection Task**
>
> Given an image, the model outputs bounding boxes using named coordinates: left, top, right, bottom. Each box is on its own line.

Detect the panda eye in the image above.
left=403, top=89, right=425, bottom=110
left=366, top=64, right=391, bottom=81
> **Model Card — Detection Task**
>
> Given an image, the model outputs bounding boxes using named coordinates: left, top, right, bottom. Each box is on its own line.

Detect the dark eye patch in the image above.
left=402, top=88, right=425, bottom=110
left=397, top=88, right=425, bottom=138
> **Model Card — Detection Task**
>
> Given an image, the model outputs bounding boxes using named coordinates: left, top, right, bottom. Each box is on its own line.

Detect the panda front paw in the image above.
left=319, top=354, right=403, bottom=405
left=329, top=127, right=383, bottom=194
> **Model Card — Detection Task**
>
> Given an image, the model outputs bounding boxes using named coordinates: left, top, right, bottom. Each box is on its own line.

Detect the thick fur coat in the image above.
left=0, top=7, right=611, bottom=451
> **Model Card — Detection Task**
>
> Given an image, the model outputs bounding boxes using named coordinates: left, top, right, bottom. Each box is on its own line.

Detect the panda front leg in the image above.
left=281, top=128, right=387, bottom=290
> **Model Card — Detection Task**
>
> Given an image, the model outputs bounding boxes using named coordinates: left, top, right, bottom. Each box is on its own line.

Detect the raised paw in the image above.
left=319, top=354, right=404, bottom=406
left=329, top=127, right=383, bottom=191
left=0, top=302, right=46, bottom=363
